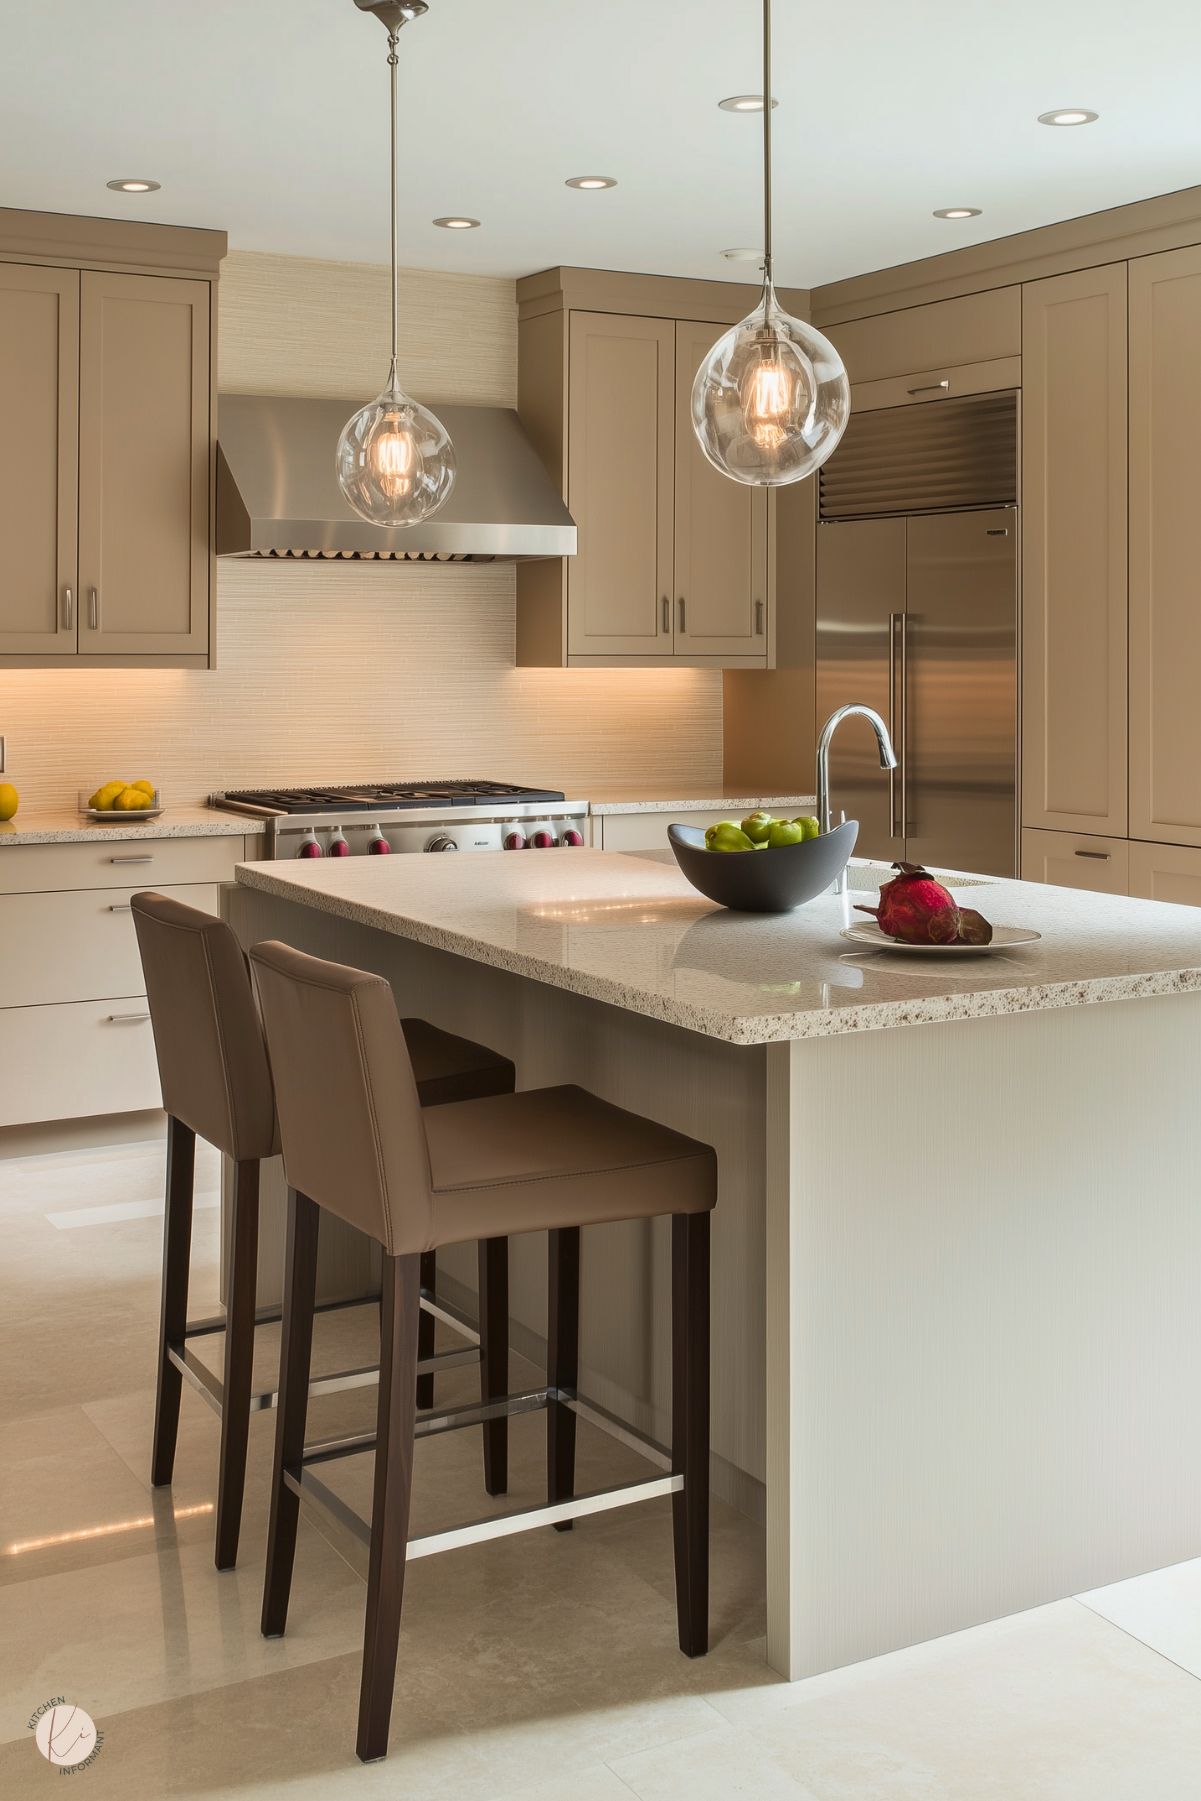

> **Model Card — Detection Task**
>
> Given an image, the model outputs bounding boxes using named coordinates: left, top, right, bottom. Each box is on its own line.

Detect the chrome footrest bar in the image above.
left=183, top=1290, right=385, bottom=1340
left=301, top=1386, right=552, bottom=1468
left=557, top=1390, right=673, bottom=1474
left=167, top=1342, right=479, bottom=1420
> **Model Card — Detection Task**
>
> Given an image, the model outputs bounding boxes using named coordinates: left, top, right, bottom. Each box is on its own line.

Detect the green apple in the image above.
left=767, top=819, right=805, bottom=848
left=705, top=820, right=739, bottom=849
left=792, top=815, right=821, bottom=841
left=741, top=810, right=775, bottom=844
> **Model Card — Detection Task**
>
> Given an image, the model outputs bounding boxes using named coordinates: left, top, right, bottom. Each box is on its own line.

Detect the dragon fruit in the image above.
left=855, top=862, right=961, bottom=945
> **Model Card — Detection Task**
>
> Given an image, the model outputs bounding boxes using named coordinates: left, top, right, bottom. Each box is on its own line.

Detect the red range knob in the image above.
left=367, top=831, right=391, bottom=855
left=531, top=830, right=554, bottom=848
left=504, top=831, right=528, bottom=850
left=328, top=832, right=350, bottom=857
left=562, top=829, right=584, bottom=847
left=298, top=836, right=323, bottom=859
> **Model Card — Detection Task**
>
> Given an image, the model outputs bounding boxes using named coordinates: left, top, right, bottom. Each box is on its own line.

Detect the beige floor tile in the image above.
left=1079, top=1554, right=1201, bottom=1678
left=610, top=1723, right=822, bottom=1799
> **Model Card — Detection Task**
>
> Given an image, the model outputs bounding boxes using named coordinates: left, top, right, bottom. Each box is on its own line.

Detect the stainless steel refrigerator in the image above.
left=815, top=395, right=1018, bottom=877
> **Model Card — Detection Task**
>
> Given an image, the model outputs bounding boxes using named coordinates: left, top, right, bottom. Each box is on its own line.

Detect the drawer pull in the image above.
left=106, top=1011, right=150, bottom=1023
left=754, top=599, right=765, bottom=636
left=109, top=854, right=153, bottom=865
left=108, top=903, right=132, bottom=912
left=1074, top=849, right=1110, bottom=861
left=661, top=594, right=670, bottom=633
left=907, top=379, right=951, bottom=397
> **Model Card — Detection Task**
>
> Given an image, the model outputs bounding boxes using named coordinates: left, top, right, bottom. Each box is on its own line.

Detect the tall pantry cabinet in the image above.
left=0, top=209, right=225, bottom=668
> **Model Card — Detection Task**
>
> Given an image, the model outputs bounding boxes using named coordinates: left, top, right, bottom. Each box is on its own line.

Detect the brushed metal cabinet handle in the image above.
left=907, top=379, right=951, bottom=397
left=106, top=1011, right=150, bottom=1023
left=899, top=613, right=910, bottom=835
left=677, top=596, right=686, bottom=633
left=109, top=855, right=154, bottom=865
left=62, top=586, right=74, bottom=630
left=754, top=599, right=764, bottom=636
left=1074, top=849, right=1111, bottom=861
left=888, top=612, right=900, bottom=839
left=88, top=587, right=99, bottom=631
left=108, top=903, right=132, bottom=912
left=661, top=594, right=670, bottom=633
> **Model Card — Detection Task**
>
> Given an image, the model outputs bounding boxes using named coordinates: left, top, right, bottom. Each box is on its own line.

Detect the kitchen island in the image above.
left=225, top=850, right=1201, bottom=1687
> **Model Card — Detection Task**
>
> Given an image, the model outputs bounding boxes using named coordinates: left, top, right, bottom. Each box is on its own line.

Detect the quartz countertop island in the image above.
left=226, top=849, right=1201, bottom=1698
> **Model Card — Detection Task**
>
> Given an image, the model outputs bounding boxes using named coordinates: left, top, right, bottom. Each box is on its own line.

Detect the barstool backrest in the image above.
left=131, top=892, right=278, bottom=1162
left=249, top=940, right=434, bottom=1255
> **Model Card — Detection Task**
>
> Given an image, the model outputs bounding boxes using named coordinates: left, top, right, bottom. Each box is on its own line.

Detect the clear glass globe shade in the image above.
left=336, top=383, right=456, bottom=527
left=691, top=287, right=850, bottom=486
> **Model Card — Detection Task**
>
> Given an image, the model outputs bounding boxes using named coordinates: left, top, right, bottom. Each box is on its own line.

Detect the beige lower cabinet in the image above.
left=0, top=833, right=246, bottom=1128
left=1021, top=265, right=1128, bottom=837
left=1129, top=841, right=1201, bottom=907
left=1020, top=828, right=1129, bottom=894
left=597, top=808, right=750, bottom=853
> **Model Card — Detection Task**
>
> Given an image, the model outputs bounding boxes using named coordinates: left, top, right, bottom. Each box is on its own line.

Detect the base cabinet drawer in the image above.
left=0, top=999, right=160, bottom=1127
left=0, top=882, right=217, bottom=1006
left=1020, top=828, right=1129, bottom=894
left=0, top=835, right=244, bottom=894
left=1129, top=841, right=1201, bottom=908
left=600, top=809, right=772, bottom=853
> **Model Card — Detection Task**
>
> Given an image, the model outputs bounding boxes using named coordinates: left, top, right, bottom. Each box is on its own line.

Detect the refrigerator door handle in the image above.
left=888, top=611, right=904, bottom=841
left=899, top=613, right=909, bottom=836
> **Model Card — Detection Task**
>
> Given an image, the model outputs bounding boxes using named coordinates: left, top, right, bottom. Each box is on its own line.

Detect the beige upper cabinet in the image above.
left=1128, top=245, right=1201, bottom=848
left=1021, top=264, right=1128, bottom=836
left=673, top=319, right=769, bottom=659
left=566, top=311, right=674, bottom=660
left=0, top=264, right=79, bottom=657
left=516, top=270, right=779, bottom=669
left=78, top=273, right=211, bottom=658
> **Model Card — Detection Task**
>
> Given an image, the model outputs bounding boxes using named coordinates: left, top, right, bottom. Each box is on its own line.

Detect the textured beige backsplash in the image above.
left=3, top=562, right=723, bottom=809
left=1, top=249, right=724, bottom=810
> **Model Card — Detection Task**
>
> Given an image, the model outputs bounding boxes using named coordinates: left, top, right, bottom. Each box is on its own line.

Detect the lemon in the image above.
left=89, top=780, right=128, bottom=812
left=0, top=783, right=18, bottom=822
left=113, top=786, right=147, bottom=811
left=131, top=780, right=156, bottom=799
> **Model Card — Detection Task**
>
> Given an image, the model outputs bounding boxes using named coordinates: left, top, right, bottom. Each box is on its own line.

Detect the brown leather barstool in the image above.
left=131, top=892, right=515, bottom=1572
left=249, top=939, right=717, bottom=1764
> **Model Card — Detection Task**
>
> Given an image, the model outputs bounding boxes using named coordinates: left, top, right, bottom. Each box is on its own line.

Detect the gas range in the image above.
left=208, top=780, right=589, bottom=860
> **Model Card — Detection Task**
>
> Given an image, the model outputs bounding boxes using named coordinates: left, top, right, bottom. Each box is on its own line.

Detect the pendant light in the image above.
left=691, top=0, right=850, bottom=486
left=336, top=0, right=456, bottom=526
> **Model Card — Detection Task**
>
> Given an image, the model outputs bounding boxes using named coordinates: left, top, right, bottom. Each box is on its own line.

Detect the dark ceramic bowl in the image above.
left=668, top=818, right=859, bottom=913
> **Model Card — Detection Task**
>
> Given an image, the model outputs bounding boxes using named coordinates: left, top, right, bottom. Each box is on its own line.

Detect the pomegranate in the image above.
left=956, top=907, right=994, bottom=946
left=855, top=862, right=961, bottom=945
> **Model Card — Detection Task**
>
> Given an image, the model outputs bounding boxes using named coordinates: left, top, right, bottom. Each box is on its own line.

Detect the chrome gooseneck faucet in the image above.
left=817, top=705, right=898, bottom=896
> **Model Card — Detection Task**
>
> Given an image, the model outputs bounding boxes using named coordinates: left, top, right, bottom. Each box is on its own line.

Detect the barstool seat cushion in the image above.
left=400, top=1018, right=514, bottom=1108
left=422, top=1086, right=716, bottom=1250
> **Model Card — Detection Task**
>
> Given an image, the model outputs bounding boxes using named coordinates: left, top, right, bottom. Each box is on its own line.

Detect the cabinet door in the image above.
left=1129, top=841, right=1201, bottom=908
left=0, top=264, right=79, bottom=655
left=567, top=311, right=674, bottom=659
left=1129, top=246, right=1201, bottom=847
left=1020, top=827, right=1129, bottom=894
left=78, top=272, right=210, bottom=657
left=673, top=319, right=769, bottom=660
left=1021, top=265, right=1127, bottom=835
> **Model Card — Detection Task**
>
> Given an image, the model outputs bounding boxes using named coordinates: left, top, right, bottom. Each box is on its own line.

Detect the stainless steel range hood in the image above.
left=216, top=394, right=575, bottom=562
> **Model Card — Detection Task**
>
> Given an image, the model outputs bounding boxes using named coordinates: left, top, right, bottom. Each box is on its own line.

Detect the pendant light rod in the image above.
left=388, top=24, right=399, bottom=383
left=761, top=0, right=773, bottom=285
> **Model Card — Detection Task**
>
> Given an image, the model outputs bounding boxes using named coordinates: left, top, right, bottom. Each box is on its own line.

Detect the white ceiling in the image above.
left=4, top=0, right=1199, bottom=289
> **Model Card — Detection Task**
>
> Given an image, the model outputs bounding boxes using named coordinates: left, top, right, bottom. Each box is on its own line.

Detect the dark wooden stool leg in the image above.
left=547, top=1225, right=580, bottom=1531
left=479, top=1236, right=509, bottom=1495
left=151, top=1116, right=196, bottom=1487
left=416, top=1249, right=436, bottom=1410
left=357, top=1251, right=420, bottom=1764
left=671, top=1211, right=710, bottom=1657
left=215, top=1158, right=260, bottom=1571
left=261, top=1189, right=319, bottom=1640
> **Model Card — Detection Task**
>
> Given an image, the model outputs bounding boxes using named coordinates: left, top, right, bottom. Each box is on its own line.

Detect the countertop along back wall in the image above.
left=1, top=249, right=723, bottom=810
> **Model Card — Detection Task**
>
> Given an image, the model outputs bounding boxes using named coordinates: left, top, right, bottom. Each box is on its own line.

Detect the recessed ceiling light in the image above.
left=106, top=178, right=160, bottom=193
left=433, top=216, right=480, bottom=229
left=721, top=247, right=764, bottom=262
left=933, top=206, right=982, bottom=220
left=718, top=94, right=778, bottom=112
left=565, top=176, right=617, bottom=190
left=1038, top=108, right=1099, bottom=127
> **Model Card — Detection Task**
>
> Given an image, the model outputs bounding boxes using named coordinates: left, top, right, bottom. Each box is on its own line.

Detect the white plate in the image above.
left=840, top=922, right=1042, bottom=955
left=81, top=807, right=165, bottom=823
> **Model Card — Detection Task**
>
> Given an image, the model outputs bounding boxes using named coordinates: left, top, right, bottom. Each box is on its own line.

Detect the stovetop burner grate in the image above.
left=217, top=781, right=567, bottom=815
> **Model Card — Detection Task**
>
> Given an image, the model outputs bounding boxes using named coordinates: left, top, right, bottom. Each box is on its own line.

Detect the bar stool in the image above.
left=249, top=939, right=717, bottom=1764
left=131, top=892, right=515, bottom=1572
